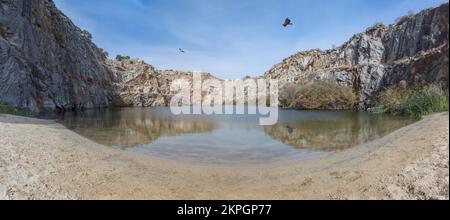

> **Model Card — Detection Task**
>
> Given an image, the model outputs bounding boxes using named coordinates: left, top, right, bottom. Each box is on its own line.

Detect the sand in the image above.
left=0, top=113, right=448, bottom=200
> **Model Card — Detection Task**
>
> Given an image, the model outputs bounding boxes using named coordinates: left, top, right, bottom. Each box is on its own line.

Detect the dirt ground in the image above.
left=0, top=113, right=448, bottom=200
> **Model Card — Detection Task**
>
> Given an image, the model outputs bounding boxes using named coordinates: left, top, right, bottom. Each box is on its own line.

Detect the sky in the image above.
left=54, top=0, right=449, bottom=79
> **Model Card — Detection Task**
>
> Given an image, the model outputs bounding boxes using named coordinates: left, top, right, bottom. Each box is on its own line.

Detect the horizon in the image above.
left=54, top=0, right=448, bottom=79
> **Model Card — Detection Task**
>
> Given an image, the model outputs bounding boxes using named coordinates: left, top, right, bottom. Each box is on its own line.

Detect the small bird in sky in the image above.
left=179, top=48, right=185, bottom=53
left=282, top=17, right=293, bottom=27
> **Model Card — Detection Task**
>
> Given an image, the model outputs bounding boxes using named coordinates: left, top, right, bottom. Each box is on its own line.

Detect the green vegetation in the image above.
left=115, top=54, right=131, bottom=61
left=377, top=85, right=449, bottom=118
left=280, top=81, right=358, bottom=110
left=54, top=27, right=65, bottom=44
left=366, top=22, right=385, bottom=32
left=0, top=105, right=32, bottom=117
left=82, top=30, right=92, bottom=39
left=99, top=48, right=109, bottom=58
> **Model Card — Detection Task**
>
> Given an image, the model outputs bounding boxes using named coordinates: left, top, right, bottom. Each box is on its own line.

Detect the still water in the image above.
left=54, top=107, right=415, bottom=165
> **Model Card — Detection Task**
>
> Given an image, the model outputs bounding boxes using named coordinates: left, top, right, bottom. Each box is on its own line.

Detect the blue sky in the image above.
left=54, top=0, right=448, bottom=79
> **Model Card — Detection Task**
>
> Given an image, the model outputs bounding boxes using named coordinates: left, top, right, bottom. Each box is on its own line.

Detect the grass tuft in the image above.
left=0, top=105, right=33, bottom=117
left=377, top=85, right=449, bottom=118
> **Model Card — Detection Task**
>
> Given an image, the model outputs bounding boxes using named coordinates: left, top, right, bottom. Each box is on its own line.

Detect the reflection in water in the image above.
left=58, top=108, right=216, bottom=147
left=264, top=112, right=416, bottom=151
left=53, top=107, right=416, bottom=165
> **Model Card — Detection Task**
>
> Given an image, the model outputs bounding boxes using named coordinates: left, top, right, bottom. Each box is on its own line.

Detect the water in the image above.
left=53, top=107, right=415, bottom=165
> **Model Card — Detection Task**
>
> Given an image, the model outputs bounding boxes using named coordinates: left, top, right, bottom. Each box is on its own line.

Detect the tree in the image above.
left=115, top=54, right=131, bottom=61
left=99, top=48, right=109, bottom=58
left=366, top=22, right=384, bottom=32
left=82, top=30, right=92, bottom=39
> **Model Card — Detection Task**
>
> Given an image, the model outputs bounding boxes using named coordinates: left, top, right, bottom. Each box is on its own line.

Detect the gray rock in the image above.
left=0, top=0, right=113, bottom=112
left=264, top=3, right=449, bottom=109
left=107, top=59, right=220, bottom=107
left=0, top=1, right=448, bottom=112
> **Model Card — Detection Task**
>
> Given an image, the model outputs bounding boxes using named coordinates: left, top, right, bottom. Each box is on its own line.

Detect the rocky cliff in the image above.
left=0, top=0, right=114, bottom=112
left=1, top=1, right=448, bottom=112
left=0, top=0, right=220, bottom=111
left=108, top=59, right=220, bottom=107
left=264, top=3, right=449, bottom=109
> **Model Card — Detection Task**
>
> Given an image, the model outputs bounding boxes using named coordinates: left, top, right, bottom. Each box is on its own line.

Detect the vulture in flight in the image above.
left=283, top=17, right=293, bottom=27
left=179, top=48, right=185, bottom=53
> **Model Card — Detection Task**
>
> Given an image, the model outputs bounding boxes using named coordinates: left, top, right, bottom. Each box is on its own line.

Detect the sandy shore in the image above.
left=0, top=113, right=448, bottom=200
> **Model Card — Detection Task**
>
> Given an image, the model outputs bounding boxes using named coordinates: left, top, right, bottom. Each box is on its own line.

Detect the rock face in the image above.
left=0, top=0, right=221, bottom=112
left=264, top=3, right=449, bottom=109
left=1, top=1, right=448, bottom=112
left=107, top=59, right=220, bottom=107
left=0, top=0, right=113, bottom=112
left=108, top=59, right=172, bottom=107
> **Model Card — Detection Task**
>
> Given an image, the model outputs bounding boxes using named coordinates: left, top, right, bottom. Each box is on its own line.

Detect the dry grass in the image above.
left=279, top=83, right=303, bottom=108
left=280, top=81, right=358, bottom=110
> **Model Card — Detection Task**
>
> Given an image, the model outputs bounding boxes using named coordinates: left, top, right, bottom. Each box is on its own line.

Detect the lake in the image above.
left=53, top=107, right=415, bottom=165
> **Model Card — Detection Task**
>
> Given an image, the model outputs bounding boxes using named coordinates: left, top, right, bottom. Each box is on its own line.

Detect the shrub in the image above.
left=54, top=28, right=65, bottom=44
left=279, top=83, right=302, bottom=108
left=0, top=105, right=32, bottom=117
left=115, top=54, right=131, bottom=61
left=366, top=22, right=385, bottom=32
left=99, top=48, right=109, bottom=57
left=378, top=85, right=449, bottom=117
left=82, top=30, right=92, bottom=39
left=281, top=81, right=358, bottom=110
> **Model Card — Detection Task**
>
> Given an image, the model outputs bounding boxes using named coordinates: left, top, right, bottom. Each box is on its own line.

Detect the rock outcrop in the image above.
left=0, top=0, right=113, bottom=112
left=108, top=59, right=172, bottom=107
left=0, top=0, right=219, bottom=111
left=1, top=1, right=448, bottom=112
left=264, top=3, right=449, bottom=109
left=107, top=59, right=220, bottom=107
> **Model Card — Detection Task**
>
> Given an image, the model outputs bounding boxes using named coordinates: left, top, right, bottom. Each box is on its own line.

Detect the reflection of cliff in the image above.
left=264, top=115, right=414, bottom=151
left=59, top=109, right=217, bottom=147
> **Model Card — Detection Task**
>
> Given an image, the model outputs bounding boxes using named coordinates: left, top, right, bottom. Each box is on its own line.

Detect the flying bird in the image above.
left=282, top=17, right=293, bottom=27
left=179, top=48, right=185, bottom=53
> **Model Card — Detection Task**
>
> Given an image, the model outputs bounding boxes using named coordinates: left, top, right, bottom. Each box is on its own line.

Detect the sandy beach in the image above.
left=0, top=113, right=448, bottom=200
